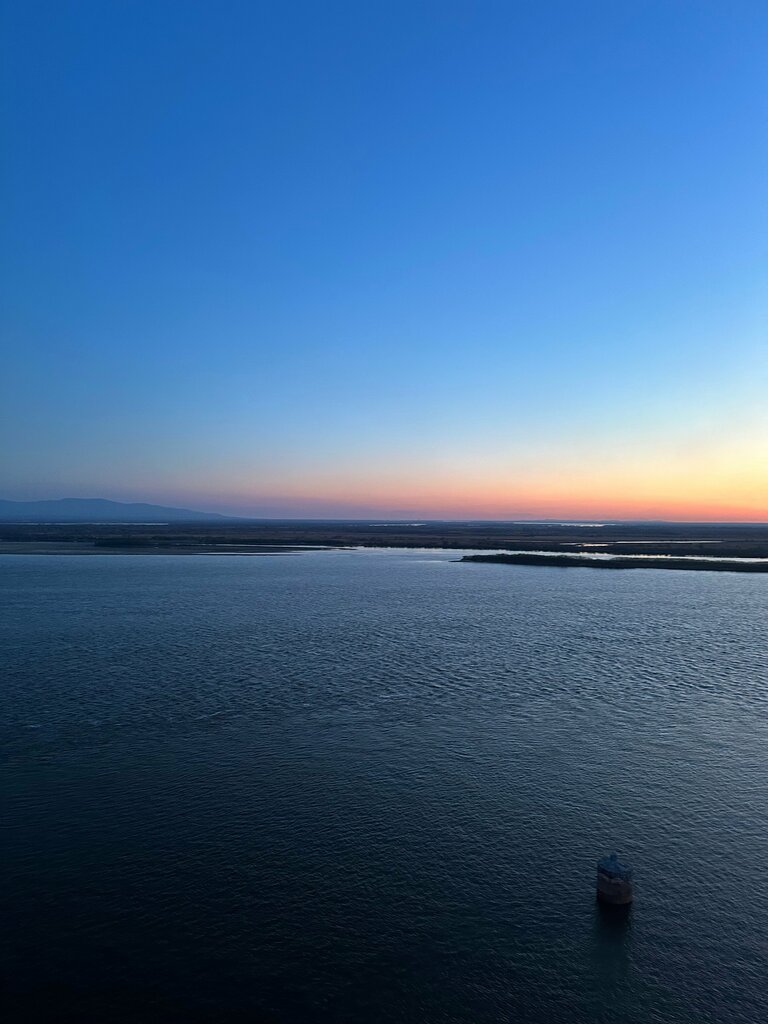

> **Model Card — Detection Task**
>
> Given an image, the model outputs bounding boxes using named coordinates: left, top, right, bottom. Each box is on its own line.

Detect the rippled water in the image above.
left=3, top=550, right=768, bottom=1023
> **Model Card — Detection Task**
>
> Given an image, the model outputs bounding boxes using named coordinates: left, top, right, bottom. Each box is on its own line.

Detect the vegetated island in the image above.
left=461, top=553, right=768, bottom=573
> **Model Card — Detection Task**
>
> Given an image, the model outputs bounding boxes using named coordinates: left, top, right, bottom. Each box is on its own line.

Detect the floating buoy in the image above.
left=596, top=852, right=633, bottom=905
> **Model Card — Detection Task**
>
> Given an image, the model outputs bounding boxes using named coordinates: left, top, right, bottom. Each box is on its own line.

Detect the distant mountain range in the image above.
left=0, top=498, right=235, bottom=523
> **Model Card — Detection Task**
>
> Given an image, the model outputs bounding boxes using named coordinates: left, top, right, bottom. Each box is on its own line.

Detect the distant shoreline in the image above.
left=4, top=520, right=768, bottom=562
left=0, top=542, right=330, bottom=556
left=461, top=553, right=768, bottom=573
left=3, top=542, right=768, bottom=572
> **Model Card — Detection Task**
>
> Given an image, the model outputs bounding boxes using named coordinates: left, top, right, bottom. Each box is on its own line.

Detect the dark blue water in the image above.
left=3, top=550, right=768, bottom=1023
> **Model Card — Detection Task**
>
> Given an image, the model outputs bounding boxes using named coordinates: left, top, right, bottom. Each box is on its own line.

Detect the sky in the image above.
left=1, top=0, right=766, bottom=520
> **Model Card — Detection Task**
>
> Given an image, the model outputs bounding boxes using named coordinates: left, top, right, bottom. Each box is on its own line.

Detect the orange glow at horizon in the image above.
left=152, top=423, right=768, bottom=521
left=198, top=470, right=768, bottom=522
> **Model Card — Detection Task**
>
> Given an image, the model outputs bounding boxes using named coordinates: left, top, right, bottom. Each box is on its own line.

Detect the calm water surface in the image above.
left=2, top=550, right=768, bottom=1023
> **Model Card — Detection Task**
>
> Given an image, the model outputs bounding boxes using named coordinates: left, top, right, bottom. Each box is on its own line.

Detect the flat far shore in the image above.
left=0, top=542, right=332, bottom=556
left=461, top=553, right=768, bottom=573
left=3, top=521, right=768, bottom=561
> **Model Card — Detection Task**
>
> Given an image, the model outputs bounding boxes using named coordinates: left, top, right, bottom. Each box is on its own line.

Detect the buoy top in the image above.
left=597, top=852, right=632, bottom=880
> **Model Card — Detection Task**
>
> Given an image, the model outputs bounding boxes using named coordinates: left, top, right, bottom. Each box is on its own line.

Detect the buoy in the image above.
left=596, top=852, right=633, bottom=905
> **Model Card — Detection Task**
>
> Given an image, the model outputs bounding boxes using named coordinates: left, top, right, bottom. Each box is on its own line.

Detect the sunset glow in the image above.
left=2, top=2, right=766, bottom=521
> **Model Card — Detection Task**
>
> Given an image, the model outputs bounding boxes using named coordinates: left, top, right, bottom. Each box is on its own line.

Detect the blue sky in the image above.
left=2, top=1, right=766, bottom=518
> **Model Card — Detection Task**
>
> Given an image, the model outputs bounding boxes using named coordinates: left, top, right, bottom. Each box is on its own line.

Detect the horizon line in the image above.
left=2, top=496, right=767, bottom=525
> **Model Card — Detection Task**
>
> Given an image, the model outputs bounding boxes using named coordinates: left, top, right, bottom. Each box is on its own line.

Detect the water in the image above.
left=2, top=549, right=768, bottom=1023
